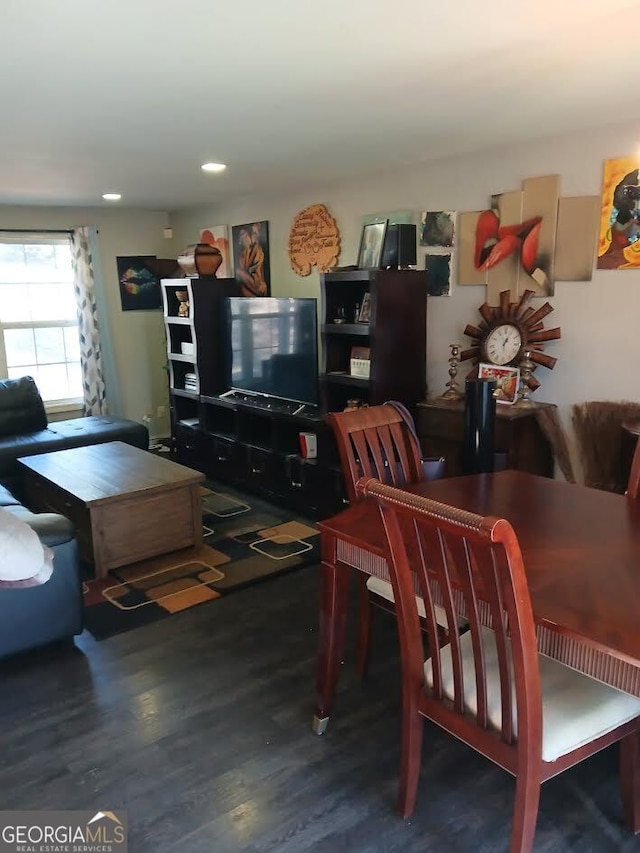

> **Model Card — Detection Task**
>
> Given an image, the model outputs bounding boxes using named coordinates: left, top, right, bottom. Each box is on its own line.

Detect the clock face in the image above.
left=484, top=324, right=522, bottom=366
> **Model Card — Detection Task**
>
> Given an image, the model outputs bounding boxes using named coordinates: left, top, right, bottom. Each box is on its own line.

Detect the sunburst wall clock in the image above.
left=460, top=288, right=561, bottom=391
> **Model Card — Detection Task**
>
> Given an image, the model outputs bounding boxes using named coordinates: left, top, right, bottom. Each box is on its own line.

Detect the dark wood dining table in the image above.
left=313, top=470, right=640, bottom=733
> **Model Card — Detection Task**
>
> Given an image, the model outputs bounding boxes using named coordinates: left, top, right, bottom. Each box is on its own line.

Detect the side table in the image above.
left=417, top=398, right=556, bottom=478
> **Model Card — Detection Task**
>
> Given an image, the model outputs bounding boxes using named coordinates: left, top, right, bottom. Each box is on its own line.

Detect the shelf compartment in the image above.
left=321, top=323, right=370, bottom=336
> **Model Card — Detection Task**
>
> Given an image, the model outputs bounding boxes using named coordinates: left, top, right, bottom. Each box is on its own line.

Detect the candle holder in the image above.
left=516, top=350, right=535, bottom=406
left=441, top=343, right=464, bottom=400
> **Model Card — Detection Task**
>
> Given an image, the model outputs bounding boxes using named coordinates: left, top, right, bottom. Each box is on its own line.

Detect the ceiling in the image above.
left=1, top=0, right=637, bottom=210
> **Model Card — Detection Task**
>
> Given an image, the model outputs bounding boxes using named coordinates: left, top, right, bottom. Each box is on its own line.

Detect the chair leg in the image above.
left=620, top=731, right=640, bottom=833
left=509, top=769, right=541, bottom=853
left=355, top=573, right=373, bottom=679
left=397, top=694, right=424, bottom=819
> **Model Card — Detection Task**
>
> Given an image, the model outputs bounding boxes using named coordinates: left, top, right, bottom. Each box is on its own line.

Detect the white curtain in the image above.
left=70, top=226, right=107, bottom=415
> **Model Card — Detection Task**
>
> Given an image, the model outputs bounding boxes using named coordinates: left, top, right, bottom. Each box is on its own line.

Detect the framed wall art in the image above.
left=357, top=221, right=387, bottom=269
left=478, top=363, right=520, bottom=405
left=232, top=220, right=271, bottom=296
left=116, top=256, right=162, bottom=311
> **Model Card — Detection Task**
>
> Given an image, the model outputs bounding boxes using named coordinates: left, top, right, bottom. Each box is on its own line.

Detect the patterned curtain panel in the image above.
left=70, top=227, right=107, bottom=415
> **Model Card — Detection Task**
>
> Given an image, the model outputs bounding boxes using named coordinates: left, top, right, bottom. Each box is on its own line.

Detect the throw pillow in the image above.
left=0, top=506, right=53, bottom=586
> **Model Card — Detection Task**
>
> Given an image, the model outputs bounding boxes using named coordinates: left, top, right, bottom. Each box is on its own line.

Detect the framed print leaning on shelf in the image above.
left=357, top=220, right=387, bottom=269
left=357, top=292, right=371, bottom=323
left=478, top=363, right=520, bottom=405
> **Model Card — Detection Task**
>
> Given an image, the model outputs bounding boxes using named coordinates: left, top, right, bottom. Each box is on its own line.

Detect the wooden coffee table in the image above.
left=19, top=441, right=204, bottom=578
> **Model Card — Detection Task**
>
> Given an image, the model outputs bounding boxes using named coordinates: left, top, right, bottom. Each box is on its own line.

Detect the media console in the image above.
left=173, top=394, right=345, bottom=519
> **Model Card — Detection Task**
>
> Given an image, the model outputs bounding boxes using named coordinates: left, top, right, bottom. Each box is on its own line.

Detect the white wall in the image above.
left=0, top=205, right=171, bottom=429
left=170, top=119, right=640, bottom=479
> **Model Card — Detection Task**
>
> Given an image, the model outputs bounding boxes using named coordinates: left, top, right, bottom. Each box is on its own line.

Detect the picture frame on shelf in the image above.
left=357, top=292, right=371, bottom=324
left=478, top=363, right=520, bottom=405
left=357, top=220, right=387, bottom=269
left=350, top=345, right=371, bottom=379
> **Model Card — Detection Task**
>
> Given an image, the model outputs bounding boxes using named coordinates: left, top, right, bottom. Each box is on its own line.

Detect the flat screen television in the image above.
left=224, top=297, right=319, bottom=406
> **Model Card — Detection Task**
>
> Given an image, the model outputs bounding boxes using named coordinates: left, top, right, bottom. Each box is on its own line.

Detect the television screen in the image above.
left=225, top=297, right=319, bottom=406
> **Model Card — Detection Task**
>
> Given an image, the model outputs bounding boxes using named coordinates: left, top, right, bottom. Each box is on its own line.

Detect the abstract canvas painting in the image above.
left=116, top=256, right=161, bottom=311
left=597, top=156, right=640, bottom=270
left=232, top=221, right=271, bottom=297
left=424, top=252, right=452, bottom=296
left=419, top=211, right=455, bottom=247
left=199, top=226, right=233, bottom=277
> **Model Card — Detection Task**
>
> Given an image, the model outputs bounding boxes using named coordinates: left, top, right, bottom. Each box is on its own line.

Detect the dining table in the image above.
left=313, top=469, right=640, bottom=733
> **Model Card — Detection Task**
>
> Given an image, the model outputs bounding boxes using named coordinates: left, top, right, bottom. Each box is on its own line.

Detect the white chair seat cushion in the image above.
left=0, top=506, right=53, bottom=585
left=424, top=627, right=640, bottom=762
left=366, top=575, right=466, bottom=629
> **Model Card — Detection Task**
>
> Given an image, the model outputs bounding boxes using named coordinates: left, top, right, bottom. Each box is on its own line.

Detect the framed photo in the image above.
left=357, top=220, right=387, bottom=269
left=357, top=292, right=371, bottom=324
left=478, top=363, right=520, bottom=405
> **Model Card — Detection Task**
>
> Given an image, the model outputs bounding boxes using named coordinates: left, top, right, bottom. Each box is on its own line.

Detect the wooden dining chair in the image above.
left=626, top=435, right=640, bottom=498
left=328, top=403, right=447, bottom=676
left=358, top=476, right=640, bottom=853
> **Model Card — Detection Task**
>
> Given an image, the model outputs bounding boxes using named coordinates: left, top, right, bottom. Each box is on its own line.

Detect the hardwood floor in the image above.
left=0, top=565, right=635, bottom=852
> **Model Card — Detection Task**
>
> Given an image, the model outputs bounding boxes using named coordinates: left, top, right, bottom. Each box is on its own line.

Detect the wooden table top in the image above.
left=319, top=470, right=640, bottom=667
left=18, top=441, right=203, bottom=506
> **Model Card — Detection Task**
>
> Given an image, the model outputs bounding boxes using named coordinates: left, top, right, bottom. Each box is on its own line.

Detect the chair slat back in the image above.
left=328, top=405, right=424, bottom=504
left=358, top=477, right=542, bottom=749
left=627, top=436, right=640, bottom=499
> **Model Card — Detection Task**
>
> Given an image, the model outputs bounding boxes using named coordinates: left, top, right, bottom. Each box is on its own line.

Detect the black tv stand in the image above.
left=178, top=394, right=344, bottom=518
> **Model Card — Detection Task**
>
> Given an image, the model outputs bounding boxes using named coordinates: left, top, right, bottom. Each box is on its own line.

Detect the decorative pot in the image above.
left=177, top=243, right=223, bottom=278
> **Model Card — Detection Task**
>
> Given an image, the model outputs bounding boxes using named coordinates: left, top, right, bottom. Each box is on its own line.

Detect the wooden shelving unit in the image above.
left=319, top=269, right=428, bottom=414
left=161, top=277, right=239, bottom=465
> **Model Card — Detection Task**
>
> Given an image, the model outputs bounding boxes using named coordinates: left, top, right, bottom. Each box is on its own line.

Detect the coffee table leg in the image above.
left=90, top=508, right=108, bottom=579
left=191, top=484, right=203, bottom=547
left=313, top=532, right=349, bottom=734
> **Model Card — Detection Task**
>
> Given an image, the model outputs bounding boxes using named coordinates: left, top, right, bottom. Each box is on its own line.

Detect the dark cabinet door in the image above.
left=417, top=399, right=555, bottom=478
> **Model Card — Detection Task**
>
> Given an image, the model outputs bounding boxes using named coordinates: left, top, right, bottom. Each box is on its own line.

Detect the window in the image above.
left=0, top=236, right=82, bottom=408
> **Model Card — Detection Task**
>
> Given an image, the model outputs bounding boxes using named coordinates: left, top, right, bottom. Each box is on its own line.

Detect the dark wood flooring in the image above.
left=0, top=565, right=637, bottom=852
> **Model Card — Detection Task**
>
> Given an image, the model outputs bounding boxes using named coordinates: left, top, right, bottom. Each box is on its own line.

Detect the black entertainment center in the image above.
left=161, top=268, right=427, bottom=519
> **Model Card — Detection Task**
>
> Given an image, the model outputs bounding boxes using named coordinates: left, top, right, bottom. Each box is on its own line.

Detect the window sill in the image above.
left=45, top=399, right=83, bottom=415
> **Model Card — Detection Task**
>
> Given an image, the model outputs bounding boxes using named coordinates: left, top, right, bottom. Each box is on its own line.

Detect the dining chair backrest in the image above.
left=328, top=404, right=424, bottom=505
left=357, top=476, right=543, bottom=758
left=627, top=437, right=640, bottom=499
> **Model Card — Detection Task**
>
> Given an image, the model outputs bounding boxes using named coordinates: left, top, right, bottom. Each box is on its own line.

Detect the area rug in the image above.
left=82, top=483, right=320, bottom=640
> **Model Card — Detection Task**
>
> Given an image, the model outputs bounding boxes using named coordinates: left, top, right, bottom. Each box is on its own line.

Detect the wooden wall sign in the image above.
left=288, top=204, right=340, bottom=276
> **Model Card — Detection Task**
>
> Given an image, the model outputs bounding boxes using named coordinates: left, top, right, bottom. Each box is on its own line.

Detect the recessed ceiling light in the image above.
left=201, top=162, right=226, bottom=173
left=102, top=193, right=122, bottom=201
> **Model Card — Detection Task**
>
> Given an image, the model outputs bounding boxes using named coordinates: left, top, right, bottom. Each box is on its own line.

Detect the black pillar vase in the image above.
left=463, top=378, right=497, bottom=474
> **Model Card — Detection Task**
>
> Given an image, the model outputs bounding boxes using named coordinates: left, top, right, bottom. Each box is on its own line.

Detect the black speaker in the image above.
left=381, top=223, right=417, bottom=269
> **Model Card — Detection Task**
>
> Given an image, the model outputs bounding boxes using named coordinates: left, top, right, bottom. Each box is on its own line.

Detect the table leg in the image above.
left=313, top=532, right=350, bottom=734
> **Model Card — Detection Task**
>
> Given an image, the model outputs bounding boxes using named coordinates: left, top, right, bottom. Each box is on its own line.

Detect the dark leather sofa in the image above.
left=0, top=376, right=149, bottom=493
left=0, top=376, right=149, bottom=658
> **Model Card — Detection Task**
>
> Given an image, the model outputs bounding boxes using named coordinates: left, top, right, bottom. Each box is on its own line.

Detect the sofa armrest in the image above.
left=4, top=506, right=75, bottom=548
